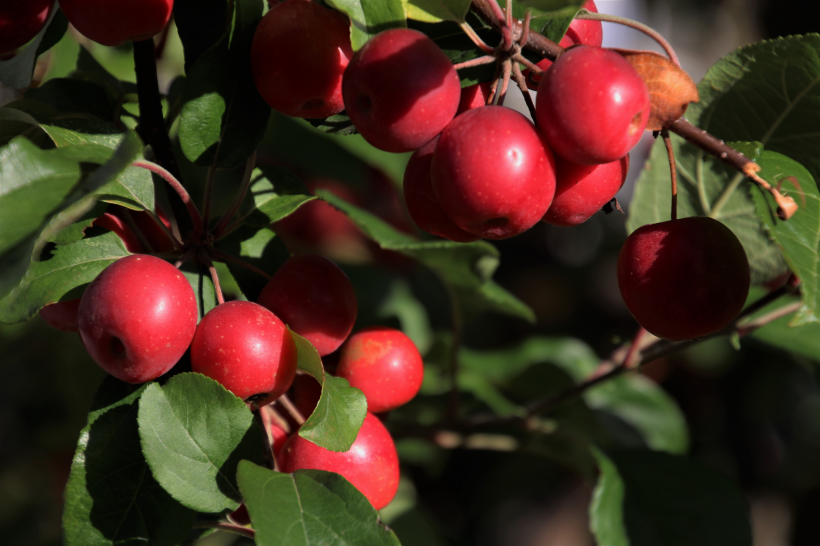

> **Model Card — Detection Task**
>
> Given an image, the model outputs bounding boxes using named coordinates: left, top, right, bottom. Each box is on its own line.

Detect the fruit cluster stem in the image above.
left=209, top=248, right=272, bottom=280
left=214, top=151, right=257, bottom=241
left=278, top=394, right=306, bottom=425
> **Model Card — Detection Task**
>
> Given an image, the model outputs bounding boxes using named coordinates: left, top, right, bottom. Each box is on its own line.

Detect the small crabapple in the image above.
left=58, top=0, right=173, bottom=47
left=251, top=0, right=353, bottom=118
left=542, top=154, right=630, bottom=226
left=336, top=327, right=424, bottom=413
left=190, top=301, right=298, bottom=403
left=78, top=255, right=198, bottom=383
left=278, top=412, right=400, bottom=510
left=535, top=45, right=650, bottom=165
left=403, top=137, right=479, bottom=243
left=257, top=255, right=357, bottom=357
left=0, top=0, right=54, bottom=56
left=432, top=105, right=556, bottom=239
left=617, top=216, right=751, bottom=341
left=342, top=28, right=461, bottom=152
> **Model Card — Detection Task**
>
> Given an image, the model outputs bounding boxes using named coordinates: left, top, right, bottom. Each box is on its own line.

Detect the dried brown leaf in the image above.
left=614, top=49, right=700, bottom=131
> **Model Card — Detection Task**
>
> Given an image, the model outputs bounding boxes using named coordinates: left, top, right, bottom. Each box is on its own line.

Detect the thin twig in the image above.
left=511, top=62, right=537, bottom=121
left=213, top=151, right=257, bottom=240
left=209, top=248, right=272, bottom=280
left=192, top=522, right=255, bottom=539
left=131, top=160, right=203, bottom=237
left=252, top=407, right=275, bottom=470
left=279, top=394, right=306, bottom=425
left=202, top=252, right=225, bottom=304
left=460, top=21, right=495, bottom=53
left=574, top=9, right=679, bottom=67
left=494, top=58, right=512, bottom=105
left=133, top=39, right=191, bottom=238
left=513, top=53, right=541, bottom=73
left=174, top=247, right=196, bottom=269
left=518, top=9, right=531, bottom=46
left=662, top=129, right=678, bottom=220
left=453, top=54, right=498, bottom=71
left=737, top=301, right=802, bottom=336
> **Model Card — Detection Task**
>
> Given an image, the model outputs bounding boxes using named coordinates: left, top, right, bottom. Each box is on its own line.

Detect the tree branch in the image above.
left=133, top=39, right=193, bottom=238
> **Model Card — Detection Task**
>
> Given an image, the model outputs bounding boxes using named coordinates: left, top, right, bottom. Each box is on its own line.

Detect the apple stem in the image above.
left=574, top=10, right=680, bottom=68
left=192, top=522, right=254, bottom=539
left=202, top=252, right=226, bottom=304
left=252, top=407, right=277, bottom=470
left=279, top=394, right=307, bottom=426
left=124, top=208, right=183, bottom=252
left=131, top=161, right=204, bottom=238
left=493, top=58, right=512, bottom=105
left=209, top=248, right=272, bottom=280
left=453, top=54, right=497, bottom=71
left=133, top=39, right=193, bottom=239
left=661, top=129, right=678, bottom=221
left=513, top=53, right=540, bottom=74
left=510, top=60, right=537, bottom=122
left=213, top=152, right=257, bottom=241
left=460, top=21, right=495, bottom=54
left=486, top=60, right=504, bottom=105
left=518, top=9, right=531, bottom=47
left=174, top=247, right=196, bottom=269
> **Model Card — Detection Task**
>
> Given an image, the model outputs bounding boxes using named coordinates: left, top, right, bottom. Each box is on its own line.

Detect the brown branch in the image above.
left=133, top=39, right=193, bottom=239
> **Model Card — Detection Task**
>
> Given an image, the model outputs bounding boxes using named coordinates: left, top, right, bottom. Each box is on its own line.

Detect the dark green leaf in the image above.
left=748, top=150, right=820, bottom=320
left=515, top=0, right=585, bottom=13
left=178, top=0, right=271, bottom=169
left=318, top=190, right=535, bottom=321
left=0, top=137, right=82, bottom=257
left=291, top=331, right=368, bottom=452
left=63, top=377, right=195, bottom=546
left=590, top=450, right=752, bottom=546
left=237, top=463, right=401, bottom=546
left=0, top=8, right=67, bottom=89
left=215, top=224, right=290, bottom=301
left=306, top=112, right=359, bottom=135
left=327, top=0, right=407, bottom=50
left=180, top=263, right=218, bottom=323
left=138, top=373, right=264, bottom=513
left=0, top=106, right=40, bottom=147
left=632, top=35, right=820, bottom=285
left=47, top=201, right=108, bottom=246
left=25, top=78, right=115, bottom=120
left=174, top=0, right=230, bottom=71
left=403, top=0, right=471, bottom=23
left=235, top=165, right=314, bottom=227
left=0, top=231, right=129, bottom=325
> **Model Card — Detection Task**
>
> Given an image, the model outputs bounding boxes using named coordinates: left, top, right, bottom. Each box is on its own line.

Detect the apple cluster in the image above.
left=251, top=0, right=751, bottom=340
left=40, top=209, right=423, bottom=509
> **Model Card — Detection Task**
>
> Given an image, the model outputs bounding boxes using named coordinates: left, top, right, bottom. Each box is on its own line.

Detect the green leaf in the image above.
left=291, top=331, right=368, bottom=452
left=327, top=0, right=408, bottom=50
left=747, top=150, right=820, bottom=320
left=515, top=0, right=585, bottom=12
left=403, top=0, right=471, bottom=23
left=138, top=373, right=264, bottom=513
left=235, top=165, right=315, bottom=227
left=306, top=112, right=359, bottom=136
left=63, top=377, right=195, bottom=546
left=215, top=224, right=290, bottom=302
left=174, top=0, right=230, bottom=71
left=0, top=231, right=129, bottom=325
left=629, top=135, right=788, bottom=285
left=0, top=106, right=40, bottom=147
left=178, top=0, right=270, bottom=169
left=180, top=263, right=218, bottom=322
left=40, top=125, right=156, bottom=211
left=236, top=463, right=402, bottom=546
left=461, top=337, right=688, bottom=454
left=25, top=78, right=115, bottom=120
left=0, top=8, right=67, bottom=89
left=590, top=450, right=752, bottom=546
left=0, top=137, right=81, bottom=256
left=318, top=190, right=535, bottom=322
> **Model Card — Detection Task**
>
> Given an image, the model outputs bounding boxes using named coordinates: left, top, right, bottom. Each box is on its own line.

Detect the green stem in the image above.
left=709, top=172, right=744, bottom=219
